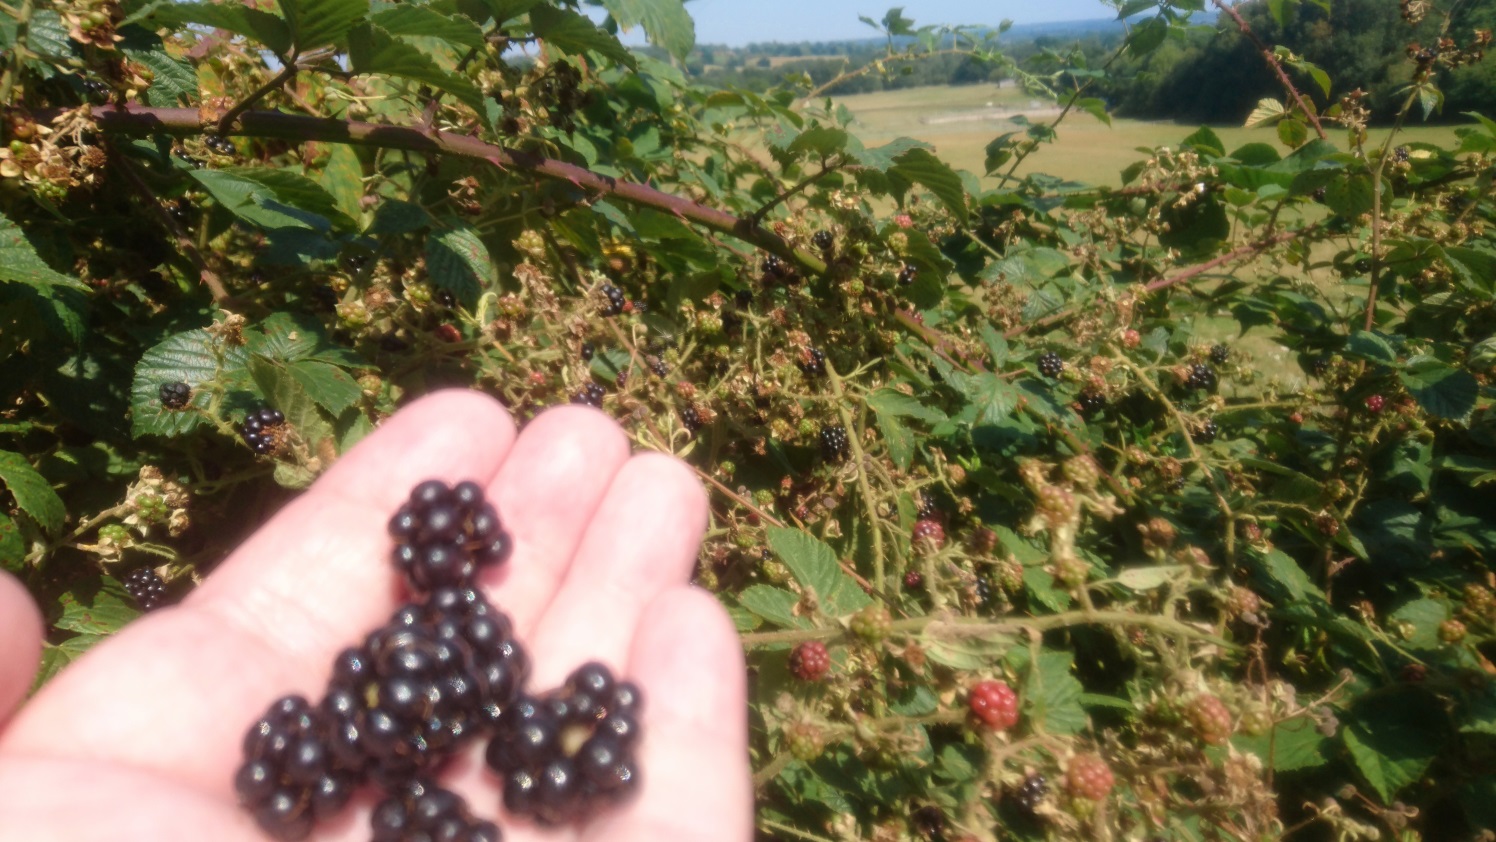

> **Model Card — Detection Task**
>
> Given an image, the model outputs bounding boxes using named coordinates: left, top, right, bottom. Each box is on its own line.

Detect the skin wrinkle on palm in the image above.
left=0, top=391, right=752, bottom=842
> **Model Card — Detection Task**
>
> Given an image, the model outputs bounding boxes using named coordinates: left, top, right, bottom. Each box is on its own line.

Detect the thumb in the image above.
left=0, top=571, right=43, bottom=729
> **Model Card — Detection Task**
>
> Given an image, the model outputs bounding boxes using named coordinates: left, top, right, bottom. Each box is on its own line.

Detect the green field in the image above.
left=827, top=84, right=1470, bottom=187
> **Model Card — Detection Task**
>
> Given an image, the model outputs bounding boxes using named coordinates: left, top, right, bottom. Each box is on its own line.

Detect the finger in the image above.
left=0, top=390, right=517, bottom=781
left=478, top=405, right=634, bottom=638
left=588, top=587, right=752, bottom=842
left=0, top=571, right=43, bottom=730
left=524, top=452, right=708, bottom=687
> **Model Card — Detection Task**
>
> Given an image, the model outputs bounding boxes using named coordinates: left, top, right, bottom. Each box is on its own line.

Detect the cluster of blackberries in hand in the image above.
left=599, top=284, right=626, bottom=317
left=819, top=424, right=849, bottom=461
left=236, top=480, right=643, bottom=840
left=1037, top=352, right=1064, bottom=379
left=485, top=662, right=642, bottom=825
left=1185, top=362, right=1217, bottom=391
left=798, top=347, right=826, bottom=378
left=571, top=382, right=606, bottom=408
left=158, top=381, right=191, bottom=410
left=241, top=407, right=286, bottom=455
left=123, top=567, right=166, bottom=610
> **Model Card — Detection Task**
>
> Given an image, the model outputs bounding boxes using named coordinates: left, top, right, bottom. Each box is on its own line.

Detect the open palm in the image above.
left=0, top=391, right=751, bottom=842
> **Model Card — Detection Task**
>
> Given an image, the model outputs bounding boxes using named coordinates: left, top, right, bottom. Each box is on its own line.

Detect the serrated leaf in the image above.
left=153, top=2, right=294, bottom=55
left=865, top=389, right=946, bottom=424
left=1257, top=547, right=1322, bottom=602
left=121, top=40, right=197, bottom=107
left=1024, top=651, right=1087, bottom=735
left=0, top=450, right=65, bottom=534
left=786, top=126, right=849, bottom=160
left=1244, top=97, right=1287, bottom=128
left=766, top=526, right=871, bottom=617
left=1344, top=691, right=1444, bottom=803
left=191, top=169, right=334, bottom=232
left=247, top=355, right=337, bottom=458
left=370, top=5, right=484, bottom=48
left=55, top=578, right=140, bottom=635
left=890, top=147, right=967, bottom=222
left=738, top=584, right=810, bottom=630
left=1233, top=715, right=1330, bottom=771
left=0, top=514, right=23, bottom=570
left=1115, top=565, right=1186, bottom=590
left=425, top=223, right=495, bottom=308
left=953, top=372, right=1020, bottom=426
left=347, top=23, right=489, bottom=121
left=1399, top=357, right=1478, bottom=423
left=246, top=311, right=365, bottom=367
left=370, top=200, right=433, bottom=235
left=1389, top=597, right=1449, bottom=649
left=0, top=212, right=86, bottom=291
left=1324, top=172, right=1375, bottom=219
left=529, top=5, right=636, bottom=69
left=1344, top=330, right=1398, bottom=365
left=131, top=328, right=249, bottom=438
left=33, top=634, right=104, bottom=689
left=287, top=360, right=362, bottom=416
left=873, top=409, right=914, bottom=471
left=279, top=0, right=367, bottom=51
left=316, top=142, right=365, bottom=224
left=595, top=0, right=694, bottom=62
left=923, top=627, right=1014, bottom=670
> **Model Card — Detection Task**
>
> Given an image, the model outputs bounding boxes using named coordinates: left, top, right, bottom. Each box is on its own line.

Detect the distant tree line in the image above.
left=680, top=0, right=1494, bottom=124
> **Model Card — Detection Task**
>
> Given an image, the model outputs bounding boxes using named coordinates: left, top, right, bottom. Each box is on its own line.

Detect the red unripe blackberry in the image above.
left=788, top=640, right=831, bottom=681
left=968, top=679, right=1019, bottom=730
left=1064, top=754, right=1114, bottom=801
left=1365, top=394, right=1386, bottom=414
left=1187, top=694, right=1233, bottom=745
left=904, top=569, right=924, bottom=590
left=911, top=518, right=946, bottom=551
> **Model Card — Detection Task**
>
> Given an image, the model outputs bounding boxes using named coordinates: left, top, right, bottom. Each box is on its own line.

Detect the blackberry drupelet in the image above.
left=323, top=587, right=529, bottom=786
left=387, top=480, right=513, bottom=593
left=598, top=285, right=626, bottom=317
left=1185, top=362, right=1217, bottom=391
left=812, top=230, right=834, bottom=251
left=372, top=778, right=502, bottom=842
left=1037, top=352, right=1064, bottom=379
left=123, top=567, right=167, bottom=610
left=485, top=662, right=643, bottom=825
left=798, top=348, right=826, bottom=378
left=1209, top=344, right=1229, bottom=365
left=571, top=382, right=606, bottom=408
left=235, top=695, right=362, bottom=841
left=819, top=425, right=849, bottom=462
left=158, top=381, right=191, bottom=409
left=240, top=406, right=286, bottom=456
left=897, top=264, right=918, bottom=286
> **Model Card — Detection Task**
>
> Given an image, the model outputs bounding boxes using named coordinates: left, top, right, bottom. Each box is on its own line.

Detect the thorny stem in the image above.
left=739, top=608, right=1236, bottom=650
left=1211, top=0, right=1327, bottom=140
left=750, top=161, right=843, bottom=224
left=216, top=54, right=301, bottom=136
left=826, top=360, right=888, bottom=595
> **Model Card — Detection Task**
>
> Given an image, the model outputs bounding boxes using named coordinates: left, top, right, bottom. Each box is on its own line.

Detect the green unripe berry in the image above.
left=849, top=604, right=893, bottom=643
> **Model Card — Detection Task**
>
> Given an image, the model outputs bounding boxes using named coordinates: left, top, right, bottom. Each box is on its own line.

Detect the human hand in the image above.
left=0, top=391, right=751, bottom=841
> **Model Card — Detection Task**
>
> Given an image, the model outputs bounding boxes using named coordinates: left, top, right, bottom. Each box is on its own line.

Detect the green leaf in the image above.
left=738, top=584, right=811, bottom=630
left=34, top=634, right=104, bottom=689
left=1234, top=715, right=1330, bottom=772
left=425, top=223, right=496, bottom=308
left=347, top=22, right=489, bottom=119
left=0, top=212, right=86, bottom=291
left=0, top=514, right=23, bottom=570
left=1020, top=651, right=1087, bottom=735
left=890, top=147, right=967, bottom=222
left=950, top=372, right=1020, bottom=426
left=765, top=526, right=871, bottom=617
left=278, top=0, right=368, bottom=51
left=1344, top=330, right=1398, bottom=365
left=121, top=39, right=198, bottom=107
left=190, top=169, right=345, bottom=232
left=246, top=311, right=365, bottom=367
left=872, top=408, right=914, bottom=471
left=131, top=328, right=249, bottom=438
left=370, top=5, right=485, bottom=48
left=1323, top=172, right=1375, bottom=219
left=1389, top=597, right=1449, bottom=649
left=1257, top=547, right=1323, bottom=602
left=0, top=450, right=65, bottom=534
left=153, top=2, right=294, bottom=55
left=287, top=360, right=362, bottom=417
left=528, top=5, right=636, bottom=69
left=316, top=142, right=366, bottom=224
left=55, top=577, right=140, bottom=635
left=595, top=0, right=694, bottom=62
left=1399, top=357, right=1478, bottom=423
left=1344, top=691, right=1444, bottom=803
left=1075, top=96, right=1111, bottom=127
left=246, top=356, right=338, bottom=458
left=923, top=627, right=1014, bottom=670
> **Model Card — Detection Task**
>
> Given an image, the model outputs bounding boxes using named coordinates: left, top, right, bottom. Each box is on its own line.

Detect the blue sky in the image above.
left=662, top=0, right=1114, bottom=47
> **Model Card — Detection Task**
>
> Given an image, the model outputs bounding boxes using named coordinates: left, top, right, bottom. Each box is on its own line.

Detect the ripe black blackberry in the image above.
left=1077, top=390, right=1106, bottom=417
left=323, top=587, right=529, bottom=786
left=158, top=381, right=191, bottom=409
left=123, top=567, right=167, bottom=610
left=812, top=230, right=834, bottom=251
left=1012, top=772, right=1047, bottom=817
left=387, top=480, right=513, bottom=593
left=648, top=356, right=669, bottom=377
left=580, top=341, right=594, bottom=361
left=1195, top=419, right=1219, bottom=444
left=204, top=134, right=236, bottom=155
left=371, top=778, right=501, bottom=842
left=897, top=264, right=918, bottom=286
left=485, top=662, right=642, bottom=826
left=734, top=288, right=753, bottom=308
left=235, top=695, right=362, bottom=841
left=916, top=491, right=941, bottom=522
left=680, top=406, right=702, bottom=433
left=797, top=348, right=826, bottom=378
left=598, top=284, right=625, bottom=317
left=819, top=425, right=849, bottom=462
left=1309, top=356, right=1330, bottom=377
left=240, top=406, right=286, bottom=456
left=761, top=254, right=786, bottom=280
left=973, top=575, right=993, bottom=612
left=571, top=382, right=606, bottom=408
left=1185, top=363, right=1217, bottom=391
left=1037, top=352, right=1064, bottom=379
left=1209, top=344, right=1229, bottom=365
